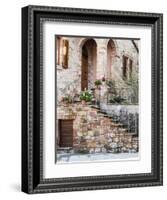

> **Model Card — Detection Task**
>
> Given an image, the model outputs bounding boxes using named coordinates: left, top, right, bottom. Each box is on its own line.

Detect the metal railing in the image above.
left=105, top=109, right=139, bottom=135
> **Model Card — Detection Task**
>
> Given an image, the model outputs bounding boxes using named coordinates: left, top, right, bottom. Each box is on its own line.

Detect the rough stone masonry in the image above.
left=57, top=104, right=138, bottom=154
left=56, top=36, right=139, bottom=154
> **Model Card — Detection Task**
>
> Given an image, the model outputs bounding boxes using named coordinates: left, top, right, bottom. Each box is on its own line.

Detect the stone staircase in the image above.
left=71, top=104, right=138, bottom=154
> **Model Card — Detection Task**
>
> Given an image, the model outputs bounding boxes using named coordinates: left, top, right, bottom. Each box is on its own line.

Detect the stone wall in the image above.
left=100, top=103, right=139, bottom=134
left=57, top=37, right=139, bottom=103
left=57, top=104, right=138, bottom=154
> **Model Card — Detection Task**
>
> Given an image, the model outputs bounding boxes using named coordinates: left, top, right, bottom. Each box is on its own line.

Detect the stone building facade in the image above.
left=57, top=36, right=139, bottom=103
left=56, top=36, right=139, bottom=155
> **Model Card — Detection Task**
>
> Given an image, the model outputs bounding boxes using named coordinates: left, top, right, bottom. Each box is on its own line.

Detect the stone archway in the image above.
left=81, top=39, right=97, bottom=91
left=107, top=39, right=116, bottom=79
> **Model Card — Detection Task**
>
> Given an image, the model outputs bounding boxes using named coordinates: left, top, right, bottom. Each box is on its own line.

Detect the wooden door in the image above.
left=59, top=119, right=73, bottom=147
left=81, top=46, right=88, bottom=90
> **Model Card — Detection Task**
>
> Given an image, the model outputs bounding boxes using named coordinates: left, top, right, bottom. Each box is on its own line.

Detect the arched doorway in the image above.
left=107, top=39, right=116, bottom=79
left=81, top=39, right=97, bottom=91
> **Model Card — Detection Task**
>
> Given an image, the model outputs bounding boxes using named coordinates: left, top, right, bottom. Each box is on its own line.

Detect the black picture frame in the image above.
left=22, top=5, right=163, bottom=194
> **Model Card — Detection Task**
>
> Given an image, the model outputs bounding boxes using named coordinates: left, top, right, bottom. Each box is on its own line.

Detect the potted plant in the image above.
left=61, top=95, right=72, bottom=105
left=94, top=79, right=102, bottom=89
left=80, top=90, right=93, bottom=105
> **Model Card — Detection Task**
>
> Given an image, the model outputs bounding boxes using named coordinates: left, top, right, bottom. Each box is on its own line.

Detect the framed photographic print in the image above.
left=22, top=5, right=163, bottom=194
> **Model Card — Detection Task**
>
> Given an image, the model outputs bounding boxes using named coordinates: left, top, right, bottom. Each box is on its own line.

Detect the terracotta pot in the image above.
left=81, top=100, right=86, bottom=105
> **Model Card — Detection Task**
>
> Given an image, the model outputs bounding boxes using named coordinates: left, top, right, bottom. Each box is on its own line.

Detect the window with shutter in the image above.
left=62, top=39, right=69, bottom=69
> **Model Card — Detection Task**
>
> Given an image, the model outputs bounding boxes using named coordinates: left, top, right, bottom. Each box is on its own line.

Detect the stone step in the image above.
left=58, top=103, right=139, bottom=154
left=115, top=123, right=124, bottom=127
left=127, top=132, right=137, bottom=136
left=90, top=105, right=100, bottom=110
left=110, top=123, right=124, bottom=128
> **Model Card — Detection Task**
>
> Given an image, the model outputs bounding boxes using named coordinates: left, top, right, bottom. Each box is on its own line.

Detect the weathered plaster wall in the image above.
left=57, top=37, right=139, bottom=102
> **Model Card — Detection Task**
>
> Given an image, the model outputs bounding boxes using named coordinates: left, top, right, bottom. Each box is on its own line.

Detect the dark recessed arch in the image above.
left=107, top=39, right=116, bottom=79
left=81, top=39, right=97, bottom=90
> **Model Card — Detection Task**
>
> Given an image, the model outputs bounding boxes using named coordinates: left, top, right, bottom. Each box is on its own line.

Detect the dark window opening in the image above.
left=129, top=59, right=133, bottom=78
left=123, top=55, right=128, bottom=80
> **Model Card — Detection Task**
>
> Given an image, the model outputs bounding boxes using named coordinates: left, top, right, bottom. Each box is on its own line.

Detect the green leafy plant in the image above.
left=105, top=79, right=115, bottom=88
left=94, top=79, right=102, bottom=86
left=80, top=90, right=93, bottom=102
left=61, top=95, right=73, bottom=103
left=105, top=79, right=117, bottom=94
left=125, top=74, right=139, bottom=104
left=109, top=95, right=125, bottom=104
